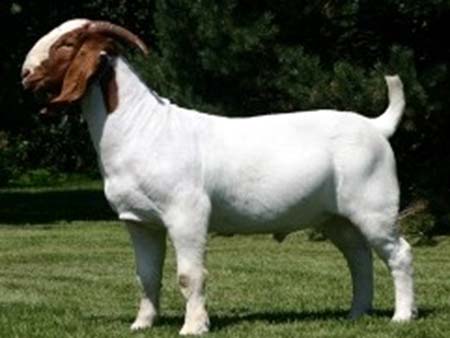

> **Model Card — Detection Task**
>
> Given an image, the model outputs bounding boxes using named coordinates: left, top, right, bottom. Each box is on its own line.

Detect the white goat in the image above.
left=22, top=19, right=416, bottom=335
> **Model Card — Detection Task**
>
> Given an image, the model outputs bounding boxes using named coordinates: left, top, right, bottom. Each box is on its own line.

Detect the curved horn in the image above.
left=88, top=21, right=149, bottom=55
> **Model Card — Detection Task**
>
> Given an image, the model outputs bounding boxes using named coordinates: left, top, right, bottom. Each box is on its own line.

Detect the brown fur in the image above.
left=50, top=35, right=118, bottom=111
left=25, top=27, right=119, bottom=113
left=23, top=27, right=88, bottom=96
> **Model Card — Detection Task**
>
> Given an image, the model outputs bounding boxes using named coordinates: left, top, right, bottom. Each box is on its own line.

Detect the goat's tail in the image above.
left=370, top=75, right=405, bottom=138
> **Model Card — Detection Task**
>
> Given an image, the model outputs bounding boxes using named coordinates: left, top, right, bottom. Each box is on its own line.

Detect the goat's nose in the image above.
left=21, top=68, right=30, bottom=79
left=21, top=68, right=32, bottom=89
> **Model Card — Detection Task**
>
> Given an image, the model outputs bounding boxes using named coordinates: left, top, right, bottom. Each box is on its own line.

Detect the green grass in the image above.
left=1, top=185, right=450, bottom=337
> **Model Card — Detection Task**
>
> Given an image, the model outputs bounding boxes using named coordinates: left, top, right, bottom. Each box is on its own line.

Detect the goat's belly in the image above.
left=209, top=195, right=332, bottom=234
left=207, top=157, right=335, bottom=234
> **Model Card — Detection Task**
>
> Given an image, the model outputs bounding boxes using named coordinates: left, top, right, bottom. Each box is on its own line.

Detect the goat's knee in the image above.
left=178, top=273, right=197, bottom=299
left=177, top=268, right=206, bottom=304
left=177, top=270, right=209, bottom=335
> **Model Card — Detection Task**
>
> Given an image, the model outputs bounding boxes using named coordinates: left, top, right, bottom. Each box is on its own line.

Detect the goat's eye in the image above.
left=59, top=42, right=75, bottom=49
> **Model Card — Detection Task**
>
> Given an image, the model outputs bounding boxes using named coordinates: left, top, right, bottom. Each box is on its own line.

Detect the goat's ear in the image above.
left=49, top=38, right=107, bottom=107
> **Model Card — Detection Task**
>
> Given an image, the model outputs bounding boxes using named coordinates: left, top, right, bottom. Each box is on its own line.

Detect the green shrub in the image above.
left=400, top=212, right=438, bottom=246
left=0, top=131, right=19, bottom=186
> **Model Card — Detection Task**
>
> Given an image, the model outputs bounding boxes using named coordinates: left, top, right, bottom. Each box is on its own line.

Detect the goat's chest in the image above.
left=100, top=149, right=195, bottom=225
left=102, top=172, right=166, bottom=225
left=97, top=138, right=170, bottom=223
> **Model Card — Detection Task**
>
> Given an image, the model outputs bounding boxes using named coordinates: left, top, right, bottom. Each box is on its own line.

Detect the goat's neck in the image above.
left=81, top=57, right=169, bottom=155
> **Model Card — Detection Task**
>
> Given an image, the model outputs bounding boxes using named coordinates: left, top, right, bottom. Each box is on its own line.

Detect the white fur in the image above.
left=371, top=76, right=405, bottom=138
left=82, top=59, right=416, bottom=334
left=24, top=22, right=416, bottom=335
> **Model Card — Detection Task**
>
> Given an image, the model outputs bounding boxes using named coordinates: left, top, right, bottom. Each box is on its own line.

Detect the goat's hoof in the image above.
left=179, top=319, right=210, bottom=335
left=391, top=309, right=417, bottom=322
left=130, top=318, right=153, bottom=331
left=391, top=315, right=412, bottom=322
left=348, top=307, right=372, bottom=320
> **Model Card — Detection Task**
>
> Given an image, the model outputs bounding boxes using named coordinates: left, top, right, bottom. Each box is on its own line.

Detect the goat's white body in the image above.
left=81, top=58, right=415, bottom=335
left=84, top=59, right=392, bottom=232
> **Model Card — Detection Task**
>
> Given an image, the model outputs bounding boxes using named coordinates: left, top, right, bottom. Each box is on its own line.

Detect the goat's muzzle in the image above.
left=21, top=72, right=40, bottom=93
left=22, top=74, right=61, bottom=117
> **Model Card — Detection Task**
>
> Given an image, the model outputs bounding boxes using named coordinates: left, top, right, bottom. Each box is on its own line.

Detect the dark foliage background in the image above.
left=1, top=0, right=449, bottom=232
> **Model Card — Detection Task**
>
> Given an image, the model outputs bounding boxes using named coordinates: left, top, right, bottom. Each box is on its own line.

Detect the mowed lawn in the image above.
left=0, top=185, right=450, bottom=337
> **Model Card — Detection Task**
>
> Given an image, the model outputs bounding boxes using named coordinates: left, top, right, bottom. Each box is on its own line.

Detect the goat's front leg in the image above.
left=126, top=222, right=166, bottom=330
left=165, top=197, right=210, bottom=335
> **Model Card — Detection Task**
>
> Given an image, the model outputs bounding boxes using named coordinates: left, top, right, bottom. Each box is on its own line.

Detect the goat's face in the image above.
left=22, top=19, right=148, bottom=114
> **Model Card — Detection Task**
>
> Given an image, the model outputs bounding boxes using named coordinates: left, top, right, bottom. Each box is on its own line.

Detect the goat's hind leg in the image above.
left=352, top=213, right=417, bottom=321
left=126, top=222, right=166, bottom=330
left=388, top=236, right=417, bottom=321
left=373, top=234, right=416, bottom=321
left=321, top=217, right=374, bottom=319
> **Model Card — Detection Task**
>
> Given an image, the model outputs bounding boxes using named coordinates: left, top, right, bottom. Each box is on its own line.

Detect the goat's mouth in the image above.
left=22, top=77, right=61, bottom=115
left=34, top=88, right=54, bottom=104
left=30, top=88, right=58, bottom=116
left=26, top=84, right=66, bottom=116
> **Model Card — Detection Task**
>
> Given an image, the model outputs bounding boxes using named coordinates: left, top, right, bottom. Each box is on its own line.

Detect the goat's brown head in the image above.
left=22, top=19, right=148, bottom=114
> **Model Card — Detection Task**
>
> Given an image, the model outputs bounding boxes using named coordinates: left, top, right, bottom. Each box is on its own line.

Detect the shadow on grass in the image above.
left=86, top=309, right=348, bottom=330
left=206, top=307, right=435, bottom=330
left=0, top=188, right=115, bottom=224
left=87, top=307, right=436, bottom=331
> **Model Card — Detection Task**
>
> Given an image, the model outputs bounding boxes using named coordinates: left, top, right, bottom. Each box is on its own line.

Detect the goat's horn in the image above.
left=88, top=21, right=149, bottom=55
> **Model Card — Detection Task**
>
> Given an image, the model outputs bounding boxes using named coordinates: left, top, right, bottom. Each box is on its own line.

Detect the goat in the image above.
left=22, top=19, right=416, bottom=335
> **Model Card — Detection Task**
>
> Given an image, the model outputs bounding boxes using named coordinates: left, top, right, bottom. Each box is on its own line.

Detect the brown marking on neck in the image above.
left=99, top=63, right=119, bottom=113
